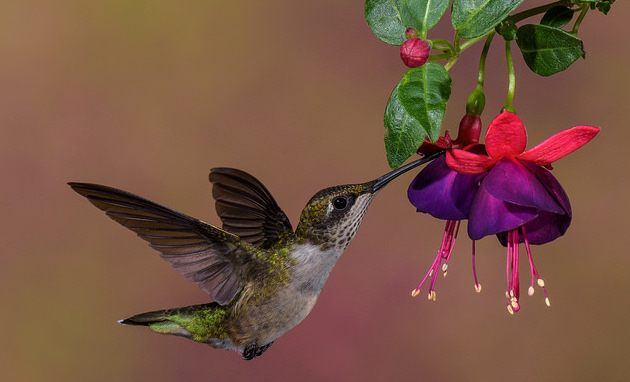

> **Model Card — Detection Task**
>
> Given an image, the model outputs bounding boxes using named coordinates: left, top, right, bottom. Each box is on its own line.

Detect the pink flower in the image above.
left=408, top=114, right=485, bottom=299
left=446, top=111, right=600, bottom=313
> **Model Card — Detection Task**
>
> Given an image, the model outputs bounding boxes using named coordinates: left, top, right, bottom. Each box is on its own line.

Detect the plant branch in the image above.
left=504, top=40, right=516, bottom=112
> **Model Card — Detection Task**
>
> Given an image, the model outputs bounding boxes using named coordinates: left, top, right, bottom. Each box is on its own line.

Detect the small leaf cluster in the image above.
left=365, top=0, right=614, bottom=168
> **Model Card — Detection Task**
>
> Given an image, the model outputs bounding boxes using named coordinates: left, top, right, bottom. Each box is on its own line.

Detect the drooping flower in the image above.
left=447, top=111, right=600, bottom=313
left=408, top=114, right=486, bottom=299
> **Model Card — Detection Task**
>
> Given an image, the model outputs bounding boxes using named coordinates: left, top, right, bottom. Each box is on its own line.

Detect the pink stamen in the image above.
left=522, top=226, right=550, bottom=306
left=412, top=220, right=460, bottom=300
left=442, top=220, right=459, bottom=269
left=506, top=229, right=520, bottom=314
left=504, top=226, right=552, bottom=314
left=472, top=240, right=481, bottom=292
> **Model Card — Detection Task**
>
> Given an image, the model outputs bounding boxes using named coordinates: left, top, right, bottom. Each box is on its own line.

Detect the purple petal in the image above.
left=519, top=161, right=572, bottom=244
left=408, top=155, right=481, bottom=220
left=496, top=210, right=571, bottom=246
left=468, top=180, right=539, bottom=240
left=452, top=171, right=486, bottom=217
left=483, top=158, right=564, bottom=214
left=521, top=161, right=572, bottom=218
left=523, top=210, right=571, bottom=244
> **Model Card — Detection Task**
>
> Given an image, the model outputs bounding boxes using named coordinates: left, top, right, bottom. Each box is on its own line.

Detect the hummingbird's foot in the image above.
left=255, top=341, right=274, bottom=357
left=242, top=341, right=274, bottom=360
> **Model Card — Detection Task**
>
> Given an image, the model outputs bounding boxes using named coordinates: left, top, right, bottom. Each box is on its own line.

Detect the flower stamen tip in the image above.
left=537, top=278, right=545, bottom=287
left=528, top=286, right=535, bottom=296
left=411, top=289, right=420, bottom=297
left=507, top=305, right=514, bottom=315
left=475, top=283, right=482, bottom=293
left=545, top=297, right=551, bottom=307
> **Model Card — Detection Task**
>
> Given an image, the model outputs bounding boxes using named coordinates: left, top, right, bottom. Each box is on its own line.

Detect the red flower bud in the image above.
left=404, top=27, right=418, bottom=39
left=400, top=38, right=430, bottom=68
left=454, top=114, right=482, bottom=147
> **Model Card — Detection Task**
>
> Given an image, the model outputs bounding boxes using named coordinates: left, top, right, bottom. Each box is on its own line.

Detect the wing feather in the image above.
left=208, top=168, right=293, bottom=248
left=68, top=182, right=262, bottom=305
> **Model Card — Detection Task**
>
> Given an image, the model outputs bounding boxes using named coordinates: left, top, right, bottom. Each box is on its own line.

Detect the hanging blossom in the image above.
left=408, top=113, right=487, bottom=301
left=446, top=111, right=600, bottom=313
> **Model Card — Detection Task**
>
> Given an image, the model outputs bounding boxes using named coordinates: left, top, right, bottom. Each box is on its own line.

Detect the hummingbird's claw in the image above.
left=242, top=341, right=274, bottom=360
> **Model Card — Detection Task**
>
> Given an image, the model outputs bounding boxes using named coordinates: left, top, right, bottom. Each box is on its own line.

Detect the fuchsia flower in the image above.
left=445, top=111, right=600, bottom=313
left=409, top=110, right=599, bottom=313
left=408, top=114, right=486, bottom=299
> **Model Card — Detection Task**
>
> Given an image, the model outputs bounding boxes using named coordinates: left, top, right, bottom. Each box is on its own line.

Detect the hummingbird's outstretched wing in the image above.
left=68, top=182, right=265, bottom=305
left=209, top=168, right=293, bottom=249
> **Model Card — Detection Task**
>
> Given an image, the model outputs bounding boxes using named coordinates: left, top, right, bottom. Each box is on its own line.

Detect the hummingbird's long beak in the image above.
left=369, top=151, right=445, bottom=193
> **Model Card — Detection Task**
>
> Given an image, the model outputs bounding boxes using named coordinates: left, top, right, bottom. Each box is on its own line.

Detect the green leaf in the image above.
left=384, top=81, right=428, bottom=169
left=400, top=0, right=449, bottom=36
left=596, top=2, right=612, bottom=15
left=516, top=24, right=584, bottom=77
left=452, top=0, right=524, bottom=39
left=365, top=0, right=449, bottom=44
left=364, top=0, right=406, bottom=45
left=540, top=6, right=574, bottom=29
left=398, top=63, right=451, bottom=142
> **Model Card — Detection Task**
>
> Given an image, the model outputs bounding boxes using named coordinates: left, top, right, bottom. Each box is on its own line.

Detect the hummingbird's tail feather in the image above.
left=118, top=303, right=233, bottom=349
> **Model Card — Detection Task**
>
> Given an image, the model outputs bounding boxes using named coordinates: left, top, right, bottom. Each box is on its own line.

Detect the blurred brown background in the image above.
left=1, top=1, right=627, bottom=381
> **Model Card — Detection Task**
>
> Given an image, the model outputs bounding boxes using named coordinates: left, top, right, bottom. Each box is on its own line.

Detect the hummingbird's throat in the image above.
left=314, top=193, right=374, bottom=250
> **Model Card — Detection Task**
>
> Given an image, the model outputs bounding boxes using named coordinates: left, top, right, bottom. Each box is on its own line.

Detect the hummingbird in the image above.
left=68, top=153, right=439, bottom=360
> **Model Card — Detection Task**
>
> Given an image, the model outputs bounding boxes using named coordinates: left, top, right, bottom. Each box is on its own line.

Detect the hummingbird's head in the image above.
left=295, top=182, right=377, bottom=249
left=295, top=152, right=444, bottom=249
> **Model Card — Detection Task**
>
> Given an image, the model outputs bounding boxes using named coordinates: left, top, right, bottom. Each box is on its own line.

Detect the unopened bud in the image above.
left=400, top=38, right=430, bottom=68
left=465, top=87, right=486, bottom=116
left=455, top=114, right=482, bottom=146
left=404, top=27, right=418, bottom=39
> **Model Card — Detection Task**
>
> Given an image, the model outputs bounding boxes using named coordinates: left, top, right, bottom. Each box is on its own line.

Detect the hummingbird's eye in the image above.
left=332, top=196, right=349, bottom=210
